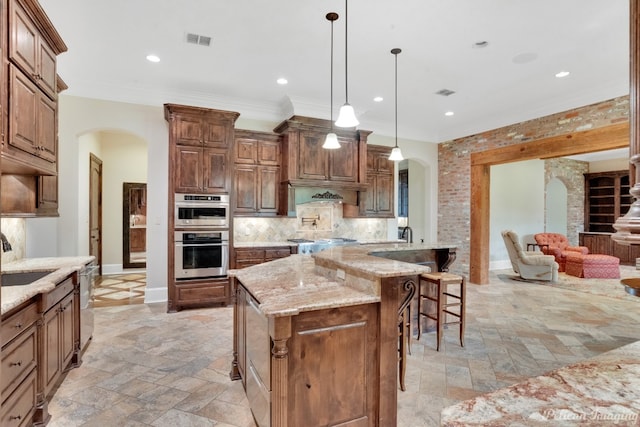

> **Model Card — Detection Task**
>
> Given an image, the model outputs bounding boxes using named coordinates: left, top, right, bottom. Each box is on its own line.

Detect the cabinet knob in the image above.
left=9, top=415, right=22, bottom=420
left=9, top=360, right=22, bottom=367
left=14, top=322, right=22, bottom=329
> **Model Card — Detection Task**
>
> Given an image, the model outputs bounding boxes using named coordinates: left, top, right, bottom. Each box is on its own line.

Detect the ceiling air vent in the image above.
left=436, top=89, right=456, bottom=97
left=186, top=33, right=212, bottom=47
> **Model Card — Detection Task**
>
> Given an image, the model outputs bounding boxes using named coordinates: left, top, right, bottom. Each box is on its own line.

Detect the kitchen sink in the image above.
left=1, top=271, right=53, bottom=286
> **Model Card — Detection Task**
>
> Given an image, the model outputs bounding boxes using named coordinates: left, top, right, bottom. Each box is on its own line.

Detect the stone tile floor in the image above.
left=48, top=269, right=640, bottom=426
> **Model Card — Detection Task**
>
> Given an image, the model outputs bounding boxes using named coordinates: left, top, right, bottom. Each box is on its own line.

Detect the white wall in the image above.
left=98, top=131, right=147, bottom=270
left=56, top=96, right=167, bottom=303
left=546, top=177, right=568, bottom=234
left=490, top=160, right=545, bottom=269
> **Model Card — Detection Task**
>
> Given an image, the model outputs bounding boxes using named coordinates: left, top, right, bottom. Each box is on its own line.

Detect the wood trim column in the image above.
left=470, top=164, right=490, bottom=285
left=270, top=316, right=291, bottom=427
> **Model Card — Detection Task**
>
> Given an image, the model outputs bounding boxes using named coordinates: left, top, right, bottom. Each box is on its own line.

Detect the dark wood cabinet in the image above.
left=9, top=0, right=58, bottom=100
left=233, top=130, right=282, bottom=215
left=579, top=232, right=640, bottom=266
left=165, top=104, right=240, bottom=195
left=173, top=277, right=230, bottom=309
left=233, top=246, right=294, bottom=269
left=344, top=145, right=394, bottom=218
left=584, top=170, right=631, bottom=233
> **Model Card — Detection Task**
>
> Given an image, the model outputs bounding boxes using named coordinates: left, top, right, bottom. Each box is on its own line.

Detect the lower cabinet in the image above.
left=174, top=277, right=229, bottom=310
left=1, top=302, right=38, bottom=427
left=579, top=232, right=640, bottom=265
left=233, top=280, right=379, bottom=427
left=0, top=273, right=80, bottom=426
left=233, top=246, right=294, bottom=269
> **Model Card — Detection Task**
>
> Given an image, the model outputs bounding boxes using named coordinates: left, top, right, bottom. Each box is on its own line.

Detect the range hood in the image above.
left=292, top=187, right=359, bottom=206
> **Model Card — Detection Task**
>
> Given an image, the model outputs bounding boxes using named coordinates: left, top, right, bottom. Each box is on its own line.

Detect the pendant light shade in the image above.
left=323, top=132, right=340, bottom=149
left=323, top=12, right=341, bottom=149
left=389, top=48, right=404, bottom=162
left=335, top=0, right=359, bottom=128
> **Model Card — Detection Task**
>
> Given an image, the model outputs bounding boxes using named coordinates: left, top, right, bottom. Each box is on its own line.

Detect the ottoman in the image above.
left=565, top=253, right=620, bottom=279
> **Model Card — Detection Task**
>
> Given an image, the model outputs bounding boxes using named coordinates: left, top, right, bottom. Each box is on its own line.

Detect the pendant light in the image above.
left=334, top=0, right=359, bottom=128
left=323, top=12, right=341, bottom=149
left=388, top=48, right=404, bottom=161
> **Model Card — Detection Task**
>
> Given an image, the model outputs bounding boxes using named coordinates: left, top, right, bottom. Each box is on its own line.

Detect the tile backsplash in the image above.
left=233, top=202, right=388, bottom=242
left=1, top=218, right=26, bottom=265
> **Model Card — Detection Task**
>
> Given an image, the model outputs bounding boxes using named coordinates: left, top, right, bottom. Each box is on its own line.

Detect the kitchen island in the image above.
left=229, top=243, right=451, bottom=427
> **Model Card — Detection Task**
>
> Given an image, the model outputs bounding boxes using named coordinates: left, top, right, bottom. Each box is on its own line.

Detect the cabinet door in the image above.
left=43, top=306, right=61, bottom=396
left=203, top=121, right=228, bottom=148
left=175, top=116, right=204, bottom=147
left=174, top=145, right=204, bottom=193
left=375, top=173, right=394, bottom=217
left=328, top=138, right=358, bottom=182
left=9, top=66, right=38, bottom=155
left=258, top=140, right=280, bottom=166
left=10, top=0, right=38, bottom=79
left=234, top=165, right=258, bottom=212
left=203, top=148, right=228, bottom=192
left=363, top=174, right=377, bottom=215
left=38, top=40, right=57, bottom=99
left=37, top=93, right=57, bottom=162
left=37, top=175, right=58, bottom=216
left=259, top=166, right=279, bottom=212
left=235, top=138, right=258, bottom=164
left=59, top=293, right=75, bottom=369
left=298, top=132, right=327, bottom=180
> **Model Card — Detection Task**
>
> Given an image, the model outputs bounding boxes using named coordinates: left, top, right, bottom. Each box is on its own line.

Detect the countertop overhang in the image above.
left=231, top=243, right=452, bottom=317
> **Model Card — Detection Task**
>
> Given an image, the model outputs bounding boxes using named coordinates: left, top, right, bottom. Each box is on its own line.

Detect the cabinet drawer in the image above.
left=264, top=248, right=291, bottom=260
left=246, top=360, right=270, bottom=427
left=176, top=279, right=229, bottom=306
left=1, top=303, right=38, bottom=346
left=235, top=260, right=263, bottom=269
left=43, top=276, right=74, bottom=312
left=235, top=249, right=265, bottom=260
left=0, top=369, right=36, bottom=427
left=1, top=324, right=37, bottom=403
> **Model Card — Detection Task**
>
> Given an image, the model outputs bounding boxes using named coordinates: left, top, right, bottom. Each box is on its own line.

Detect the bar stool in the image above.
left=417, top=272, right=466, bottom=351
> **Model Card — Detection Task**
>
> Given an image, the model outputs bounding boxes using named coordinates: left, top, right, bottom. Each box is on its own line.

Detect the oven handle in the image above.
left=175, top=242, right=229, bottom=247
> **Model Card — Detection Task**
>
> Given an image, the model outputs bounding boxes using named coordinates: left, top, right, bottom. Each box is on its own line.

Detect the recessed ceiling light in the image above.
left=555, top=70, right=570, bottom=78
left=373, top=96, right=383, bottom=102
left=445, top=111, right=454, bottom=116
left=277, top=78, right=288, bottom=85
left=146, top=54, right=160, bottom=63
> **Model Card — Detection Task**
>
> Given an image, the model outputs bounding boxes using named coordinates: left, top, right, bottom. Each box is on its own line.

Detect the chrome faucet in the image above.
left=1, top=232, right=12, bottom=252
left=401, top=226, right=413, bottom=244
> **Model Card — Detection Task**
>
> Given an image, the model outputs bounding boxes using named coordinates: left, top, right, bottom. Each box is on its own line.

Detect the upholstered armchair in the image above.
left=533, top=233, right=589, bottom=272
left=502, top=230, right=559, bottom=282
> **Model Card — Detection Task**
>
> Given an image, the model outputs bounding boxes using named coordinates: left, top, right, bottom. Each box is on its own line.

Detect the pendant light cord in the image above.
left=331, top=15, right=334, bottom=126
left=395, top=51, right=398, bottom=148
left=344, top=0, right=349, bottom=104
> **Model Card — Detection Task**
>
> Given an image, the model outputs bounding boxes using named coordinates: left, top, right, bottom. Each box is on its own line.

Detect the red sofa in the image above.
left=534, top=233, right=589, bottom=272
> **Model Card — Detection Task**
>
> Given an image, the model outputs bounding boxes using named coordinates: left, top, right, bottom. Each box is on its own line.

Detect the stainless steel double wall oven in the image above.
left=174, top=194, right=229, bottom=280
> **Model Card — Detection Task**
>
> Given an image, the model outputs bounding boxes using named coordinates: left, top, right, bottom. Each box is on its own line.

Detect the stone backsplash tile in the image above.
left=1, top=218, right=26, bottom=265
left=234, top=202, right=388, bottom=242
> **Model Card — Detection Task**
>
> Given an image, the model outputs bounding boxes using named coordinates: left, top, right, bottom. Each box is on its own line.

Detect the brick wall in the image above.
left=438, top=96, right=629, bottom=274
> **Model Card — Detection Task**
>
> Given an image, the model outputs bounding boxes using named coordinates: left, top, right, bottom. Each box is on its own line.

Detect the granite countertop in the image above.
left=440, top=340, right=640, bottom=426
left=231, top=254, right=380, bottom=317
left=1, top=256, right=95, bottom=315
left=232, top=243, right=442, bottom=317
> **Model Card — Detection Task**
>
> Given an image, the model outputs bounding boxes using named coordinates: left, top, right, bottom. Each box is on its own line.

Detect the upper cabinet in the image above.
left=9, top=0, right=58, bottom=100
left=2, top=0, right=66, bottom=176
left=344, top=144, right=394, bottom=218
left=164, top=104, right=240, bottom=194
left=233, top=130, right=282, bottom=215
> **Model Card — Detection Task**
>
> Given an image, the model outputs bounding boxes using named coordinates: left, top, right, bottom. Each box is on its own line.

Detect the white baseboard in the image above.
left=144, top=287, right=167, bottom=304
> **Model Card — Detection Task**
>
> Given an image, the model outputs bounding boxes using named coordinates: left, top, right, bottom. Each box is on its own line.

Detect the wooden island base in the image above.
left=228, top=244, right=448, bottom=427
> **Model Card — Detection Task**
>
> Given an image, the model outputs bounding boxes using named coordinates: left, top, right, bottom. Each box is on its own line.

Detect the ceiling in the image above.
left=39, top=0, right=629, bottom=147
